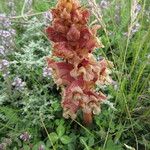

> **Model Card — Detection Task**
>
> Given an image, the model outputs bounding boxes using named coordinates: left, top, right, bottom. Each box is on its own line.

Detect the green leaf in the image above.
left=56, top=125, right=65, bottom=137
left=105, top=139, right=123, bottom=150
left=23, top=145, right=30, bottom=150
left=46, top=139, right=51, bottom=148
left=49, top=132, right=58, bottom=143
left=80, top=137, right=89, bottom=150
left=88, top=136, right=94, bottom=146
left=60, top=135, right=71, bottom=144
left=0, top=106, right=19, bottom=123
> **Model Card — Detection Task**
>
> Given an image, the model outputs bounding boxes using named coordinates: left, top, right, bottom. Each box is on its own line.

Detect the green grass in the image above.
left=0, top=0, right=150, bottom=149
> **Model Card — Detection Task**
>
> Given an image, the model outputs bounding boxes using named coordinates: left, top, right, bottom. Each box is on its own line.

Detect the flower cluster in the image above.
left=0, top=59, right=10, bottom=77
left=124, top=1, right=141, bottom=37
left=0, top=14, right=16, bottom=56
left=46, top=0, right=112, bottom=124
left=131, top=1, right=141, bottom=22
left=20, top=132, right=31, bottom=142
left=43, top=66, right=52, bottom=77
left=100, top=0, right=110, bottom=9
left=130, top=1, right=141, bottom=35
left=43, top=11, right=53, bottom=26
left=0, top=138, right=12, bottom=150
left=12, top=77, right=26, bottom=90
left=0, top=13, right=16, bottom=79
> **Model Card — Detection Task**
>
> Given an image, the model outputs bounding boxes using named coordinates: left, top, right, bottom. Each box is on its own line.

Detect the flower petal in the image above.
left=46, top=27, right=67, bottom=42
left=53, top=42, right=75, bottom=59
left=67, top=24, right=80, bottom=41
left=53, top=19, right=68, bottom=33
left=47, top=58, right=75, bottom=85
left=81, top=9, right=90, bottom=24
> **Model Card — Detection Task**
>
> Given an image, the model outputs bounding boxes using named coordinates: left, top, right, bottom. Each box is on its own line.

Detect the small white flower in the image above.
left=43, top=67, right=52, bottom=77
left=12, top=77, right=26, bottom=90
left=0, top=30, right=11, bottom=38
left=0, top=60, right=10, bottom=68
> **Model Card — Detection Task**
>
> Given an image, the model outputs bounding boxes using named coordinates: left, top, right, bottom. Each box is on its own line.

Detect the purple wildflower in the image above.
left=12, top=77, right=26, bottom=90
left=0, top=143, right=6, bottom=150
left=0, top=59, right=10, bottom=71
left=0, top=14, right=16, bottom=54
left=100, top=0, right=109, bottom=9
left=20, top=132, right=31, bottom=142
left=123, top=22, right=140, bottom=37
left=131, top=22, right=140, bottom=34
left=0, top=16, right=11, bottom=28
left=131, top=1, right=141, bottom=22
left=43, top=67, right=52, bottom=77
left=43, top=11, right=53, bottom=26
left=135, top=4, right=141, bottom=14
left=0, top=30, right=11, bottom=38
left=0, top=59, right=10, bottom=78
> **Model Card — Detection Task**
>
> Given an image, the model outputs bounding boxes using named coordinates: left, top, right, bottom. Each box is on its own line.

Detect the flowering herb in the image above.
left=20, top=132, right=31, bottom=142
left=0, top=14, right=16, bottom=55
left=43, top=11, right=53, bottom=26
left=12, top=77, right=26, bottom=91
left=43, top=66, right=52, bottom=77
left=46, top=0, right=113, bottom=124
left=0, top=59, right=10, bottom=77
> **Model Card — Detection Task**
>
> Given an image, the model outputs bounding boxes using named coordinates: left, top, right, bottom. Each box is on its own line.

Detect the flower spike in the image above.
left=46, top=0, right=112, bottom=124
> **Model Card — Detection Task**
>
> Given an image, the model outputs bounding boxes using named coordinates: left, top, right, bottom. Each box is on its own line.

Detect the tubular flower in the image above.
left=46, top=0, right=113, bottom=124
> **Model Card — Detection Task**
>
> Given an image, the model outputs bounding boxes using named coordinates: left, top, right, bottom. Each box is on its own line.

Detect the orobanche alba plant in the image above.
left=46, top=0, right=113, bottom=124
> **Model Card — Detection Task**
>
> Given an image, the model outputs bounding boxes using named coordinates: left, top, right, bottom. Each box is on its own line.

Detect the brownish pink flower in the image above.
left=46, top=0, right=112, bottom=124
